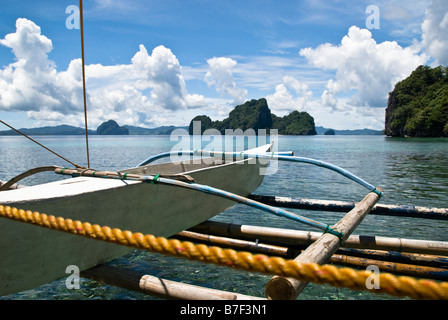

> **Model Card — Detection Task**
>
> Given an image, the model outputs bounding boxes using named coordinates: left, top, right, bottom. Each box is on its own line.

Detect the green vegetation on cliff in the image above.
left=385, top=65, right=448, bottom=137
left=272, top=111, right=317, bottom=135
left=189, top=98, right=316, bottom=135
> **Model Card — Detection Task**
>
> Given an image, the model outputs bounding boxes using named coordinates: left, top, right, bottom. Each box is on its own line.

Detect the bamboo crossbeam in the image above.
left=190, top=221, right=448, bottom=256
left=265, top=190, right=381, bottom=300
left=172, top=231, right=448, bottom=281
left=249, top=194, right=448, bottom=221
left=81, top=265, right=265, bottom=300
left=55, top=167, right=196, bottom=183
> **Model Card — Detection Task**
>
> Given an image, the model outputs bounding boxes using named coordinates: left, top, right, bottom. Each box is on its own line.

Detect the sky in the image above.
left=0, top=0, right=447, bottom=131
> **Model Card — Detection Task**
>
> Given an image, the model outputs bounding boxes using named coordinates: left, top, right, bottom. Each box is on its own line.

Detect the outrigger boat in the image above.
left=0, top=144, right=272, bottom=296
left=0, top=142, right=390, bottom=298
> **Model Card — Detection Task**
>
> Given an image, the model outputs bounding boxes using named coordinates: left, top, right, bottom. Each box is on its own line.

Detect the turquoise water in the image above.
left=0, top=135, right=447, bottom=300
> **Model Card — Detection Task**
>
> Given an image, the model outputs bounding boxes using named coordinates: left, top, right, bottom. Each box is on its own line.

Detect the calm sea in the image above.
left=0, top=134, right=447, bottom=300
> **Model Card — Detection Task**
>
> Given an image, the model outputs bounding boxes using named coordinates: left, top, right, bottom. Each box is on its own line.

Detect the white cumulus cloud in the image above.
left=0, top=19, right=83, bottom=114
left=0, top=18, right=205, bottom=128
left=131, top=44, right=205, bottom=111
left=265, top=76, right=313, bottom=116
left=299, top=26, right=429, bottom=110
left=205, top=57, right=247, bottom=104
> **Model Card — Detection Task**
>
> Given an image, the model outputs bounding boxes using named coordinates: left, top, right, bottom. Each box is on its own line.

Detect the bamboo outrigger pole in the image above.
left=265, top=190, right=381, bottom=300
left=249, top=194, right=448, bottom=221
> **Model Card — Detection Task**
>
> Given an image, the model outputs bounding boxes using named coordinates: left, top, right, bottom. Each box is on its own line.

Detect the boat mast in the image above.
left=79, top=0, right=90, bottom=168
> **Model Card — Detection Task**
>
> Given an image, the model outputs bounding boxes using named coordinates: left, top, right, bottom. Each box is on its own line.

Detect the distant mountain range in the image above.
left=0, top=123, right=383, bottom=136
left=0, top=124, right=97, bottom=136
left=125, top=125, right=188, bottom=135
left=0, top=123, right=188, bottom=136
left=315, top=126, right=383, bottom=135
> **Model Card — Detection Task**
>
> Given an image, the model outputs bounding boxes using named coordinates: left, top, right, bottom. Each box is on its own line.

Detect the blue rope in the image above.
left=136, top=150, right=382, bottom=196
left=143, top=174, right=344, bottom=238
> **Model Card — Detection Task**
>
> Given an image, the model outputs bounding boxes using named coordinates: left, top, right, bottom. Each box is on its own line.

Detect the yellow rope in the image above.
left=1, top=204, right=448, bottom=300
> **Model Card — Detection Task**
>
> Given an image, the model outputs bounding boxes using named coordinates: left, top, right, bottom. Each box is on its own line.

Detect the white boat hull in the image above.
left=0, top=145, right=270, bottom=296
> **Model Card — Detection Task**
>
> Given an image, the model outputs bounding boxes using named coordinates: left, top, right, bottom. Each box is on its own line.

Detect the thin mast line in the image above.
left=79, top=0, right=90, bottom=168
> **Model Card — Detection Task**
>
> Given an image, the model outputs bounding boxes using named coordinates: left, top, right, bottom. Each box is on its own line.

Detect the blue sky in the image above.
left=0, top=0, right=447, bottom=130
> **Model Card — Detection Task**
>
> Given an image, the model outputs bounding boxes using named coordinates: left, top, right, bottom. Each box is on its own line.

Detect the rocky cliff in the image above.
left=189, top=98, right=316, bottom=135
left=97, top=120, right=129, bottom=135
left=385, top=65, right=448, bottom=137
